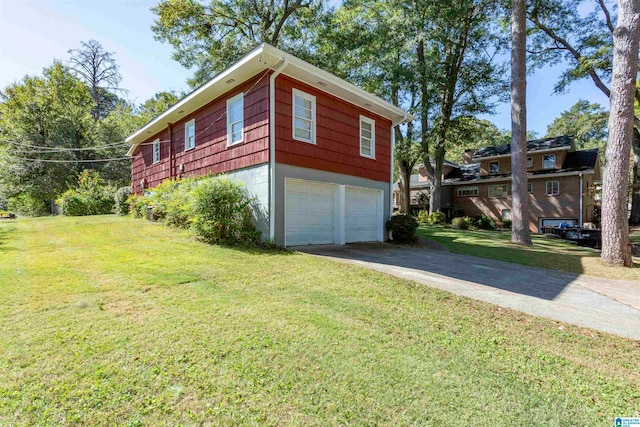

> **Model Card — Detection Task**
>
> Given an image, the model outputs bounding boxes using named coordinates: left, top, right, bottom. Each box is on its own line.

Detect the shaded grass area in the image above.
left=1, top=215, right=639, bottom=426
left=418, top=225, right=640, bottom=282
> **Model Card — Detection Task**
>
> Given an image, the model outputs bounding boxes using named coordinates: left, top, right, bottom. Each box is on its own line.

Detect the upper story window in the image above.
left=292, top=89, right=316, bottom=144
left=152, top=139, right=160, bottom=164
left=184, top=119, right=195, bottom=151
left=488, top=184, right=509, bottom=198
left=489, top=161, right=499, bottom=174
left=457, top=186, right=478, bottom=197
left=527, top=157, right=533, bottom=168
left=543, top=154, right=556, bottom=169
left=546, top=180, right=560, bottom=196
left=360, top=116, right=375, bottom=158
left=227, top=93, right=244, bottom=146
left=527, top=182, right=533, bottom=193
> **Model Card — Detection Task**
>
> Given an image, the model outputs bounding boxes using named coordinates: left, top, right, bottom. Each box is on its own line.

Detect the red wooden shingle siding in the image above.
left=131, top=73, right=271, bottom=193
left=274, top=75, right=392, bottom=183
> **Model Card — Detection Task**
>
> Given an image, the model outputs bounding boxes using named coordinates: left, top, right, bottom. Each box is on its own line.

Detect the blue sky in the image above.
left=0, top=0, right=610, bottom=135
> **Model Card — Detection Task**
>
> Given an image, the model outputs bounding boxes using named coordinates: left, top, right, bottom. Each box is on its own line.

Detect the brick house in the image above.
left=442, top=136, right=601, bottom=232
left=126, top=44, right=413, bottom=246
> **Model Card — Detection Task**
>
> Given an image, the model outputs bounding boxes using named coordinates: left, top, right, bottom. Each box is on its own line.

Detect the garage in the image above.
left=285, top=178, right=384, bottom=246
left=345, top=186, right=383, bottom=243
left=285, top=179, right=337, bottom=246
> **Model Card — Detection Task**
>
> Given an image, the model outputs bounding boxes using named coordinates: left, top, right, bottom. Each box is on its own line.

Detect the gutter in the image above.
left=579, top=173, right=583, bottom=226
left=269, top=57, right=289, bottom=241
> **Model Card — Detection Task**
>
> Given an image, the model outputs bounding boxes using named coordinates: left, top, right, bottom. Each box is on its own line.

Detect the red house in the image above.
left=126, top=44, right=412, bottom=246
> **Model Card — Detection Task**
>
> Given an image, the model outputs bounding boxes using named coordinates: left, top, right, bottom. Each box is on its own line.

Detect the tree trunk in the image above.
left=601, top=0, right=639, bottom=267
left=429, top=146, right=445, bottom=213
left=629, top=127, right=640, bottom=224
left=398, top=161, right=412, bottom=214
left=510, top=0, right=532, bottom=246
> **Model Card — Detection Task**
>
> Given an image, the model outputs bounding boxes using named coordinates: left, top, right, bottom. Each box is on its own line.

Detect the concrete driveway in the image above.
left=295, top=243, right=640, bottom=340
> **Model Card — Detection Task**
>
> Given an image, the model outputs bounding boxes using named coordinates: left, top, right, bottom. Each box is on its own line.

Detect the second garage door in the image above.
left=345, top=186, right=382, bottom=243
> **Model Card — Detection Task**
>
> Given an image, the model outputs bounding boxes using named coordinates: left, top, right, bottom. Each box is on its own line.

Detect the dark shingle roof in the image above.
left=443, top=148, right=599, bottom=185
left=472, top=135, right=574, bottom=160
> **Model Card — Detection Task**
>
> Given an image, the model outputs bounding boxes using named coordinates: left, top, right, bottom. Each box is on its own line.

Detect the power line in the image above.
left=1, top=139, right=128, bottom=151
left=10, top=157, right=131, bottom=163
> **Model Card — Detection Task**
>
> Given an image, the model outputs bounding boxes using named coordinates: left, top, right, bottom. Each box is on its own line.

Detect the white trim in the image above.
left=527, top=156, right=533, bottom=168
left=359, top=115, right=375, bottom=159
left=488, top=160, right=499, bottom=174
left=443, top=169, right=595, bottom=186
left=269, top=58, right=289, bottom=241
left=472, top=146, right=571, bottom=162
left=184, top=119, right=195, bottom=151
left=152, top=138, right=160, bottom=164
left=390, top=126, right=395, bottom=217
left=292, top=88, right=316, bottom=144
left=488, top=184, right=509, bottom=198
left=542, top=153, right=556, bottom=169
left=545, top=180, right=560, bottom=196
left=579, top=173, right=583, bottom=225
left=226, top=92, right=244, bottom=147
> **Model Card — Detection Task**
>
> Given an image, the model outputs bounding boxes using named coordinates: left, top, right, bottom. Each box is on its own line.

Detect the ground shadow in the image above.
left=295, top=242, right=580, bottom=300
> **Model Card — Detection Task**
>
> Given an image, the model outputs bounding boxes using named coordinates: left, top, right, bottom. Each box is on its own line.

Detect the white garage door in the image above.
left=285, top=179, right=337, bottom=246
left=345, top=186, right=382, bottom=243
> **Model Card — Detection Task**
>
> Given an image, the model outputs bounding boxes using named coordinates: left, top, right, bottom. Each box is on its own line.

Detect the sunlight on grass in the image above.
left=418, top=225, right=640, bottom=281
left=0, top=216, right=638, bottom=426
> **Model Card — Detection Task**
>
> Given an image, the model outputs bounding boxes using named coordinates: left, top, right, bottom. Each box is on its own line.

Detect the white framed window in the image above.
left=292, top=89, right=316, bottom=144
left=360, top=115, right=375, bottom=158
left=489, top=161, right=499, bottom=174
left=184, top=119, right=195, bottom=151
left=527, top=157, right=533, bottom=168
left=457, top=186, right=478, bottom=197
left=543, top=154, right=556, bottom=169
left=152, top=138, right=160, bottom=164
left=527, top=182, right=533, bottom=194
left=488, top=184, right=509, bottom=198
left=502, top=209, right=511, bottom=221
left=226, top=93, right=244, bottom=146
left=545, top=180, right=560, bottom=196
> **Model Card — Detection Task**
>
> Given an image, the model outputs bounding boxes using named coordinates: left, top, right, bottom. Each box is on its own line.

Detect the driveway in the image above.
left=295, top=243, right=640, bottom=340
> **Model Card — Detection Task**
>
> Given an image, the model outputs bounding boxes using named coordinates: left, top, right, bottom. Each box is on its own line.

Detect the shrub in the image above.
left=7, top=194, right=49, bottom=216
left=57, top=171, right=114, bottom=216
left=145, top=178, right=196, bottom=228
left=451, top=216, right=474, bottom=230
left=427, top=211, right=446, bottom=225
left=114, top=187, right=133, bottom=216
left=476, top=214, right=496, bottom=230
left=190, top=176, right=261, bottom=245
left=417, top=210, right=430, bottom=224
left=386, top=214, right=418, bottom=244
left=502, top=219, right=512, bottom=229
left=127, top=194, right=145, bottom=219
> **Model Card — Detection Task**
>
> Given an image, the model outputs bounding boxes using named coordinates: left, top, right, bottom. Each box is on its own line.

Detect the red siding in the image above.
left=274, top=75, right=392, bottom=183
left=131, top=72, right=271, bottom=193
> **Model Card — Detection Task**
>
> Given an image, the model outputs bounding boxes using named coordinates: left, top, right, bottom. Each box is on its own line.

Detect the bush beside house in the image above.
left=386, top=214, right=419, bottom=244
left=57, top=171, right=114, bottom=216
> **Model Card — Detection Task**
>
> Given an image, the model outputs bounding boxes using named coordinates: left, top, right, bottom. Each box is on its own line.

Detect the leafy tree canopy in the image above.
left=545, top=99, right=608, bottom=153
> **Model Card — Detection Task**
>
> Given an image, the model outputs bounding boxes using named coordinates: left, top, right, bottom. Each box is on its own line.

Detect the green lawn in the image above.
left=1, top=216, right=639, bottom=426
left=418, top=225, right=640, bottom=282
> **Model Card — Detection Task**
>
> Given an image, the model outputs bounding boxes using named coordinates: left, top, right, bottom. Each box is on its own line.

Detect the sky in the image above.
left=0, top=0, right=611, bottom=135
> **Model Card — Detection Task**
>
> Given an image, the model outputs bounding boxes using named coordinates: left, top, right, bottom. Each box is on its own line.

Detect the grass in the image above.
left=1, top=215, right=639, bottom=426
left=418, top=225, right=640, bottom=281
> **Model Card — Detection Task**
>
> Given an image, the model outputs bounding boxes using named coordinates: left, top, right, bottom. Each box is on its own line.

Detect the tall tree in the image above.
left=151, top=0, right=325, bottom=87
left=600, top=0, right=639, bottom=266
left=545, top=100, right=608, bottom=153
left=511, top=0, right=532, bottom=245
left=68, top=39, right=123, bottom=120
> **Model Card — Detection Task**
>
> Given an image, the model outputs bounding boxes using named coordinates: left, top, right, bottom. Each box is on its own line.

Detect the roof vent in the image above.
left=317, top=81, right=327, bottom=87
left=364, top=103, right=372, bottom=107
left=225, top=78, right=235, bottom=84
left=177, top=110, right=185, bottom=114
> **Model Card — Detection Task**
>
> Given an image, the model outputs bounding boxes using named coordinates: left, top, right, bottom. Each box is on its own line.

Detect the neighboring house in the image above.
left=443, top=135, right=601, bottom=232
left=126, top=44, right=413, bottom=247
left=392, top=160, right=459, bottom=212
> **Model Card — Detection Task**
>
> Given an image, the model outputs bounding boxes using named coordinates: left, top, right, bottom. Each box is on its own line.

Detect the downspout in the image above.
left=390, top=122, right=396, bottom=217
left=579, top=173, right=583, bottom=226
left=168, top=123, right=174, bottom=179
left=269, top=57, right=288, bottom=241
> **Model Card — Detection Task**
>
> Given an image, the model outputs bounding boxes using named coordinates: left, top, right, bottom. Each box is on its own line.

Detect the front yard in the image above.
left=1, top=216, right=638, bottom=425
left=418, top=225, right=640, bottom=281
